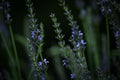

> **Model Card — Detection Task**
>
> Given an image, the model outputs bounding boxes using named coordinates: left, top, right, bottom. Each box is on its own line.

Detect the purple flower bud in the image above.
left=115, top=31, right=119, bottom=37
left=6, top=13, right=12, bottom=23
left=62, top=59, right=67, bottom=66
left=76, top=43, right=80, bottom=48
left=114, top=28, right=120, bottom=48
left=31, top=31, right=35, bottom=39
left=78, top=30, right=83, bottom=36
left=72, top=31, right=75, bottom=35
left=71, top=25, right=79, bottom=31
left=108, top=8, right=112, bottom=14
left=38, top=35, right=42, bottom=42
left=101, top=6, right=105, bottom=14
left=41, top=74, right=45, bottom=80
left=38, top=61, right=42, bottom=68
left=81, top=40, right=86, bottom=45
left=44, top=59, right=49, bottom=65
left=70, top=73, right=75, bottom=79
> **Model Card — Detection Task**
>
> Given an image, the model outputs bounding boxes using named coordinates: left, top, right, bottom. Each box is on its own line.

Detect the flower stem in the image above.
left=105, top=14, right=110, bottom=72
left=0, top=32, right=18, bottom=80
left=9, top=25, right=22, bottom=79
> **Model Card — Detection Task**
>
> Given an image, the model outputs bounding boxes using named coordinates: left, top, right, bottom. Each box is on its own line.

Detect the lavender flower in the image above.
left=31, top=31, right=35, bottom=39
left=40, top=74, right=45, bottom=80
left=114, top=28, right=120, bottom=48
left=71, top=26, right=86, bottom=50
left=38, top=35, right=42, bottom=42
left=62, top=59, right=67, bottom=66
left=101, top=6, right=105, bottom=14
left=115, top=31, right=119, bottom=37
left=26, top=0, right=47, bottom=79
left=58, top=0, right=90, bottom=79
left=70, top=73, right=75, bottom=79
left=6, top=13, right=12, bottom=23
left=98, top=0, right=112, bottom=15
left=81, top=40, right=86, bottom=45
left=44, top=58, right=49, bottom=65
left=59, top=0, right=86, bottom=51
left=38, top=59, right=49, bottom=69
left=30, top=24, right=44, bottom=44
left=38, top=61, right=43, bottom=68
left=0, top=1, right=12, bottom=24
left=108, top=7, right=112, bottom=14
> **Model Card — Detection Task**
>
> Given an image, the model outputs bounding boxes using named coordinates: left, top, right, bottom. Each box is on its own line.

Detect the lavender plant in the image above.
left=50, top=13, right=65, bottom=48
left=49, top=0, right=91, bottom=79
left=0, top=0, right=120, bottom=80
left=26, top=0, right=48, bottom=80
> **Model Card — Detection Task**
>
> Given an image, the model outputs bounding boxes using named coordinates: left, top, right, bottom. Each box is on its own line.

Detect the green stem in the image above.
left=9, top=25, right=22, bottom=79
left=27, top=69, right=33, bottom=80
left=0, top=32, right=18, bottom=80
left=105, top=14, right=110, bottom=72
left=37, top=46, right=44, bottom=62
left=0, top=32, right=13, bottom=64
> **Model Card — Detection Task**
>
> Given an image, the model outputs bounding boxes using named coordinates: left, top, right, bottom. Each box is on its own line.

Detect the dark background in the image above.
left=0, top=0, right=120, bottom=80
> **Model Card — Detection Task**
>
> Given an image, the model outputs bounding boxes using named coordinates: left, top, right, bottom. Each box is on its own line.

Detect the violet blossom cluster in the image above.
left=70, top=22, right=86, bottom=51
left=0, top=1, right=12, bottom=24
left=98, top=0, right=112, bottom=15
left=26, top=0, right=49, bottom=79
left=58, top=0, right=90, bottom=79
left=114, top=28, right=120, bottom=48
